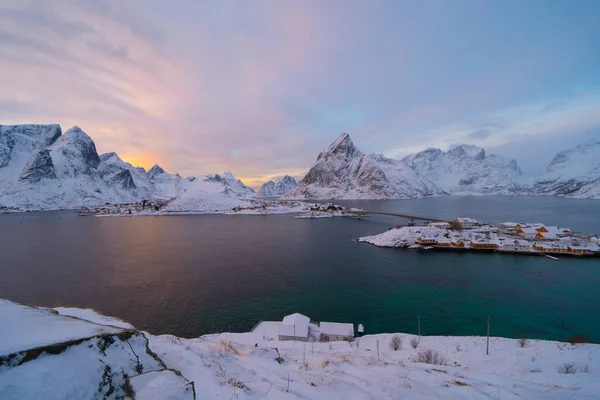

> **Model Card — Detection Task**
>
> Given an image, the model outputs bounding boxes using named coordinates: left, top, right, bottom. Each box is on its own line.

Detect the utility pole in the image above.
left=486, top=315, right=490, bottom=355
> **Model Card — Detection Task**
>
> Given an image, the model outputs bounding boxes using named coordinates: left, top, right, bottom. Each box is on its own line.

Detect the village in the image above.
left=360, top=216, right=600, bottom=258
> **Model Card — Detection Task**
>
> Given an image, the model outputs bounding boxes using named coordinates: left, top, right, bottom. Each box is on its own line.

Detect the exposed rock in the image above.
left=19, top=149, right=57, bottom=183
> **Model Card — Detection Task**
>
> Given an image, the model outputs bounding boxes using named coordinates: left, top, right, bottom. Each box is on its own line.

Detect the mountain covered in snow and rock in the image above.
left=402, top=144, right=524, bottom=195
left=0, top=124, right=255, bottom=211
left=283, top=133, right=444, bottom=200
left=256, top=175, right=298, bottom=197
left=533, top=141, right=600, bottom=199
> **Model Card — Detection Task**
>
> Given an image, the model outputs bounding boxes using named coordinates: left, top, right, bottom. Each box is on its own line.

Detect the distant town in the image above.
left=360, top=216, right=600, bottom=258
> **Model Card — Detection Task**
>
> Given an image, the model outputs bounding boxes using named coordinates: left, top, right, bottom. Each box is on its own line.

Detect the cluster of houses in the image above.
left=251, top=313, right=356, bottom=342
left=411, top=217, right=600, bottom=257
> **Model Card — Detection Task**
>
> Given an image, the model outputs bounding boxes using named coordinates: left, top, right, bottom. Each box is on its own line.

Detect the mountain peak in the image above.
left=318, top=133, right=355, bottom=161
left=148, top=164, right=166, bottom=178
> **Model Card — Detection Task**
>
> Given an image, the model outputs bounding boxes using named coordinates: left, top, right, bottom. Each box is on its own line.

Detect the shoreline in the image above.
left=2, top=299, right=600, bottom=399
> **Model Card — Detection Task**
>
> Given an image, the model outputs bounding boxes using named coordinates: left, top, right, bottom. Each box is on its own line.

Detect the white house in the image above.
left=454, top=217, right=479, bottom=229
left=278, top=313, right=310, bottom=342
left=320, top=322, right=354, bottom=342
left=278, top=324, right=309, bottom=342
left=505, top=239, right=531, bottom=252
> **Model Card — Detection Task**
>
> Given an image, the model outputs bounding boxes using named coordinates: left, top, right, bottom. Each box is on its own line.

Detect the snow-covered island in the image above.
left=359, top=218, right=600, bottom=258
left=2, top=299, right=599, bottom=399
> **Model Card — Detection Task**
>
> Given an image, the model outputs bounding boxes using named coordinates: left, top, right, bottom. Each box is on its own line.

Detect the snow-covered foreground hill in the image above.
left=2, top=299, right=599, bottom=399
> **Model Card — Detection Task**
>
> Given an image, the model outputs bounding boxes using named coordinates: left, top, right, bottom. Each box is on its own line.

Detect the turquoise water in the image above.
left=0, top=196, right=598, bottom=342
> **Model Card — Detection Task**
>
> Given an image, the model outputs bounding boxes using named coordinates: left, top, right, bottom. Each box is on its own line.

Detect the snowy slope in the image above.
left=0, top=299, right=194, bottom=400
left=256, top=175, right=298, bottom=197
left=283, top=133, right=440, bottom=200
left=3, top=299, right=600, bottom=399
left=403, top=144, right=524, bottom=195
left=534, top=141, right=600, bottom=199
left=370, top=153, right=446, bottom=198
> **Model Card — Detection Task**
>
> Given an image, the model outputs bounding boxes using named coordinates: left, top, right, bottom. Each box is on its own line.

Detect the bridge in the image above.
left=346, top=210, right=451, bottom=224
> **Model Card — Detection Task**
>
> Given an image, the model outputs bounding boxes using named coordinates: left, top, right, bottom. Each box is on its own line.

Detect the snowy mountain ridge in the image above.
left=533, top=141, right=600, bottom=198
left=401, top=144, right=524, bottom=195
left=256, top=175, right=298, bottom=197
left=0, top=124, right=254, bottom=211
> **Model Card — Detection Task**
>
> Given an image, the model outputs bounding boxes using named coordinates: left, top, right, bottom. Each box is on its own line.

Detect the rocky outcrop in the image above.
left=18, top=149, right=57, bottom=183
left=0, top=124, right=62, bottom=168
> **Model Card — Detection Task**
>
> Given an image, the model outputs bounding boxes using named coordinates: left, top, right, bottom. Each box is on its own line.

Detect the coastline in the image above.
left=2, top=299, right=600, bottom=399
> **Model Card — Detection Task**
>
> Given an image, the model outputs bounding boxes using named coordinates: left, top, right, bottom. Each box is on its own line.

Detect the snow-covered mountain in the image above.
left=402, top=144, right=524, bottom=195
left=283, top=133, right=443, bottom=200
left=369, top=154, right=444, bottom=198
left=256, top=175, right=298, bottom=197
left=533, top=141, right=600, bottom=199
left=0, top=124, right=254, bottom=210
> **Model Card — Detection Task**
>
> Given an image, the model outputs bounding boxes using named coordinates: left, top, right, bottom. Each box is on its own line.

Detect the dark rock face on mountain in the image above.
left=533, top=141, right=600, bottom=198
left=256, top=175, right=298, bottom=197
left=107, top=169, right=136, bottom=190
left=49, top=126, right=101, bottom=177
left=19, top=149, right=57, bottom=183
left=283, top=133, right=399, bottom=199
left=0, top=124, right=62, bottom=168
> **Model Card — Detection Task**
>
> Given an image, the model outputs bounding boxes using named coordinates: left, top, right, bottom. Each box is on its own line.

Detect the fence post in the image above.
left=418, top=315, right=421, bottom=338
left=486, top=315, right=490, bottom=355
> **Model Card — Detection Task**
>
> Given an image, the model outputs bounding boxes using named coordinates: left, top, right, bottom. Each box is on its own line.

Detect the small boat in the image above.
left=545, top=254, right=559, bottom=261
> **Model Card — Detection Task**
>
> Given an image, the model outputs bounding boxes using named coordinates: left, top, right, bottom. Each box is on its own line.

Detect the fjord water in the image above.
left=1, top=196, right=599, bottom=342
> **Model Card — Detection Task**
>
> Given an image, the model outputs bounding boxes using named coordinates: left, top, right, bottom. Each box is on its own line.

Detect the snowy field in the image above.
left=2, top=299, right=600, bottom=399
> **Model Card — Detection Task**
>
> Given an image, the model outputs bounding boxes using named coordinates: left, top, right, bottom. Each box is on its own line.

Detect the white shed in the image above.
left=319, top=322, right=354, bottom=342
left=278, top=324, right=309, bottom=342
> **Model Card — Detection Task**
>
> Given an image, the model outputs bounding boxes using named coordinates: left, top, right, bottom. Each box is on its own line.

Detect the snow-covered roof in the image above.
left=456, top=217, right=478, bottom=223
left=537, top=232, right=558, bottom=240
left=429, top=222, right=450, bottom=227
left=518, top=227, right=538, bottom=234
left=534, top=242, right=569, bottom=250
left=320, top=322, right=354, bottom=337
left=282, top=313, right=310, bottom=326
left=539, top=226, right=570, bottom=234
left=278, top=324, right=308, bottom=338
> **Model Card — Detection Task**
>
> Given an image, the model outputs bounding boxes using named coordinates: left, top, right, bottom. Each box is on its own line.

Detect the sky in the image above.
left=1, top=0, right=599, bottom=187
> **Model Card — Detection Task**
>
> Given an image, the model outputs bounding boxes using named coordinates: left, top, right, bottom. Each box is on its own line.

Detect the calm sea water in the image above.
left=1, top=196, right=599, bottom=342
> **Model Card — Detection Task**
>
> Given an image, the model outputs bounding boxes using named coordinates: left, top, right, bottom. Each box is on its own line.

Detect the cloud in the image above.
left=1, top=1, right=599, bottom=185
left=466, top=129, right=493, bottom=140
